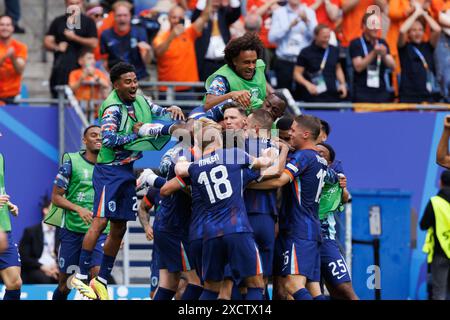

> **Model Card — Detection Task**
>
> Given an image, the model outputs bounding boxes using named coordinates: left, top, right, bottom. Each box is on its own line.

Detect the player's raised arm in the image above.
left=258, top=140, right=289, bottom=180
left=159, top=176, right=188, bottom=197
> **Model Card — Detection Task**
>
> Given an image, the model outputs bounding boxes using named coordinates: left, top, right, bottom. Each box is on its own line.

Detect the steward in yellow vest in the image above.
left=420, top=170, right=450, bottom=300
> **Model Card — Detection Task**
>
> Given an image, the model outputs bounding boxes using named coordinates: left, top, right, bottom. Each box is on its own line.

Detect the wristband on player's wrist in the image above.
left=176, top=175, right=187, bottom=188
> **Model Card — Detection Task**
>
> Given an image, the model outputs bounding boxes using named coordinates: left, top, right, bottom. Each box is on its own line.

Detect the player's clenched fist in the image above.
left=230, top=90, right=251, bottom=107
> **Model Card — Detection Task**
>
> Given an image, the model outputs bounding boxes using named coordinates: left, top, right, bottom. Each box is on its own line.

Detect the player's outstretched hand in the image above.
left=137, top=168, right=158, bottom=190
left=8, top=202, right=18, bottom=217
left=167, top=106, right=185, bottom=121
left=77, top=207, right=93, bottom=225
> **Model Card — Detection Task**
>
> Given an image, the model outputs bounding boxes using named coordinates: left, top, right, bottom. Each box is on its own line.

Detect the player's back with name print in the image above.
left=189, top=148, right=251, bottom=209
left=188, top=148, right=254, bottom=239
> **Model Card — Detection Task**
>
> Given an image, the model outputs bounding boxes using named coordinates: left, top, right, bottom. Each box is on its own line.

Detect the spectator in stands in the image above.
left=398, top=2, right=441, bottom=103
left=153, top=2, right=211, bottom=98
left=339, top=0, right=382, bottom=48
left=68, top=49, right=110, bottom=120
left=204, top=32, right=268, bottom=112
left=244, top=13, right=263, bottom=33
left=0, top=14, right=27, bottom=105
left=44, top=0, right=98, bottom=98
left=192, top=0, right=241, bottom=81
left=349, top=12, right=396, bottom=103
left=338, top=0, right=385, bottom=92
left=303, top=0, right=341, bottom=45
left=293, top=24, right=347, bottom=102
left=246, top=0, right=280, bottom=75
left=19, top=196, right=59, bottom=284
left=435, top=3, right=450, bottom=102
left=420, top=170, right=450, bottom=300
left=3, top=0, right=24, bottom=33
left=100, top=1, right=152, bottom=80
left=386, top=0, right=415, bottom=96
left=86, top=1, right=105, bottom=27
left=268, top=0, right=317, bottom=91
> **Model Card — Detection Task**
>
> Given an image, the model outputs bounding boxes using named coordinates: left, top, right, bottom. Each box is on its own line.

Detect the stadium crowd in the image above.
left=1, top=0, right=450, bottom=107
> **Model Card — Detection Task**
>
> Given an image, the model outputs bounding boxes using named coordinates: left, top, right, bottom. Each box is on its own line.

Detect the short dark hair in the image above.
left=83, top=125, right=100, bottom=137
left=294, top=115, right=321, bottom=140
left=276, top=116, right=293, bottom=131
left=320, top=119, right=331, bottom=137
left=223, top=102, right=247, bottom=117
left=79, top=48, right=95, bottom=59
left=249, top=109, right=273, bottom=130
left=109, top=62, right=136, bottom=84
left=317, top=142, right=336, bottom=163
left=273, top=91, right=288, bottom=110
left=314, top=24, right=330, bottom=36
left=0, top=14, right=13, bottom=24
left=39, top=194, right=51, bottom=212
left=441, top=170, right=450, bottom=188
left=224, top=32, right=264, bottom=69
left=414, top=16, right=426, bottom=29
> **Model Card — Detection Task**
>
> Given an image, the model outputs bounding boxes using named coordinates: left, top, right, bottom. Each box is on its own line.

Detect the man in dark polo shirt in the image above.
left=100, top=1, right=151, bottom=80
left=349, top=12, right=396, bottom=103
left=44, top=0, right=98, bottom=98
left=293, top=24, right=347, bottom=102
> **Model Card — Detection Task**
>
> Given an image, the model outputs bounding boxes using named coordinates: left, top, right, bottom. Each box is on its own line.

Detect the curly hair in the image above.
left=224, top=32, right=264, bottom=70
left=110, top=62, right=136, bottom=84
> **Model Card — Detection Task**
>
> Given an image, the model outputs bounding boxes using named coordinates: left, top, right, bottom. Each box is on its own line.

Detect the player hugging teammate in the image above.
left=137, top=101, right=358, bottom=300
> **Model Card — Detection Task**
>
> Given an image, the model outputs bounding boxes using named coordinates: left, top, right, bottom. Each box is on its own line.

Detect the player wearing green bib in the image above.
left=204, top=32, right=271, bottom=114
left=0, top=151, right=22, bottom=300
left=49, top=125, right=110, bottom=300
left=316, top=143, right=358, bottom=300
left=72, top=62, right=184, bottom=300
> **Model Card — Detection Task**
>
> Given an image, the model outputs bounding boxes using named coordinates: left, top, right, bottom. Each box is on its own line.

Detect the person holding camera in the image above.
left=152, top=1, right=212, bottom=99
left=293, top=24, right=347, bottom=102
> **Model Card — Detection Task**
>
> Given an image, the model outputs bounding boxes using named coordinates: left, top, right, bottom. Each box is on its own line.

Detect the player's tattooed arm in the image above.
left=138, top=198, right=153, bottom=241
